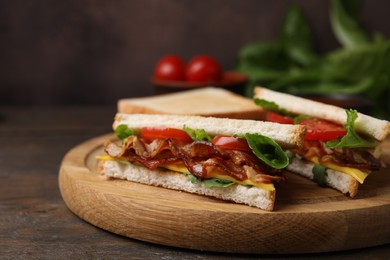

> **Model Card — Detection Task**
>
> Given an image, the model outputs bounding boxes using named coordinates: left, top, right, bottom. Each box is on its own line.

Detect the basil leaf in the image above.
left=312, top=164, right=327, bottom=187
left=183, top=125, right=212, bottom=141
left=115, top=124, right=135, bottom=141
left=281, top=4, right=318, bottom=66
left=244, top=133, right=289, bottom=169
left=326, top=109, right=378, bottom=148
left=202, top=178, right=235, bottom=188
left=330, top=0, right=369, bottom=49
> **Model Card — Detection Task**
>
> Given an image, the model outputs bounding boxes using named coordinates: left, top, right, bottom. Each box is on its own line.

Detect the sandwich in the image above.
left=253, top=86, right=390, bottom=197
left=98, top=113, right=306, bottom=211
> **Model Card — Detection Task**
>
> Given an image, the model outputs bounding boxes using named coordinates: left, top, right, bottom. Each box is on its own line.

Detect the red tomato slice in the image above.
left=299, top=119, right=347, bottom=141
left=140, top=127, right=192, bottom=142
left=266, top=112, right=294, bottom=124
left=212, top=136, right=252, bottom=153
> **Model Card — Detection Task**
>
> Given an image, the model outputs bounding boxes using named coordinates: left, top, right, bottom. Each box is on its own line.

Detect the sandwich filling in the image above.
left=255, top=99, right=383, bottom=185
left=102, top=125, right=289, bottom=191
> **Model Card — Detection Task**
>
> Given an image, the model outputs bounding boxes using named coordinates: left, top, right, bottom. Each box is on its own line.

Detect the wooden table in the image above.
left=1, top=106, right=389, bottom=258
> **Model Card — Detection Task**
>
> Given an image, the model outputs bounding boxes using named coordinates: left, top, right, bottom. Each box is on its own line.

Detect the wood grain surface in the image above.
left=59, top=134, right=390, bottom=254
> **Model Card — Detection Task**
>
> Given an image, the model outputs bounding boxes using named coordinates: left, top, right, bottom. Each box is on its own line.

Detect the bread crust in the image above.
left=99, top=160, right=275, bottom=211
left=254, top=87, right=390, bottom=141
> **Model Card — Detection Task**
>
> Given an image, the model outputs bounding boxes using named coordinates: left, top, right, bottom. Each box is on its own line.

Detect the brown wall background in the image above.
left=1, top=0, right=390, bottom=106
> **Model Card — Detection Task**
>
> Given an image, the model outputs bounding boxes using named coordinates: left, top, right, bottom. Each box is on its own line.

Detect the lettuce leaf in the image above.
left=184, top=173, right=234, bottom=187
left=312, top=164, right=327, bottom=187
left=184, top=172, right=200, bottom=184
left=183, top=125, right=212, bottom=141
left=244, top=133, right=289, bottom=169
left=293, top=114, right=313, bottom=124
left=115, top=124, right=135, bottom=141
left=325, top=109, right=378, bottom=148
left=254, top=98, right=296, bottom=117
left=202, top=178, right=235, bottom=188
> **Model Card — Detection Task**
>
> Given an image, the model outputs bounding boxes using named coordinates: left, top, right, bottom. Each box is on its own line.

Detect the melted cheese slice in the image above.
left=163, top=163, right=275, bottom=191
left=309, top=157, right=368, bottom=184
left=98, top=156, right=275, bottom=191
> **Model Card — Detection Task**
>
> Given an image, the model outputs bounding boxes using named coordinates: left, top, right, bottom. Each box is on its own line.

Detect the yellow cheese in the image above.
left=97, top=155, right=114, bottom=161
left=98, top=156, right=275, bottom=191
left=163, top=163, right=275, bottom=191
left=309, top=157, right=368, bottom=184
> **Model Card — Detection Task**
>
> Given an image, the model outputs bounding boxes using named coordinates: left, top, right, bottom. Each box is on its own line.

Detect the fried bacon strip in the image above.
left=104, top=136, right=283, bottom=185
left=292, top=140, right=382, bottom=171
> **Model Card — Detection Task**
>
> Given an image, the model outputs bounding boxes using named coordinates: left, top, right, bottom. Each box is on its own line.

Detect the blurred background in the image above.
left=1, top=0, right=390, bottom=113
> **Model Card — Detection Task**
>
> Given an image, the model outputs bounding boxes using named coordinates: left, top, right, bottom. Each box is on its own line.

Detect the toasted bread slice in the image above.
left=254, top=87, right=390, bottom=141
left=118, top=87, right=265, bottom=120
left=113, top=113, right=306, bottom=149
left=99, top=160, right=275, bottom=211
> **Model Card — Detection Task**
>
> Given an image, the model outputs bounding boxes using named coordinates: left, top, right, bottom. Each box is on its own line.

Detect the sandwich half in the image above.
left=99, top=113, right=306, bottom=211
left=254, top=87, right=390, bottom=197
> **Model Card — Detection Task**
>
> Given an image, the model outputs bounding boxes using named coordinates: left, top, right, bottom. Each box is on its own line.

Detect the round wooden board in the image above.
left=59, top=134, right=390, bottom=254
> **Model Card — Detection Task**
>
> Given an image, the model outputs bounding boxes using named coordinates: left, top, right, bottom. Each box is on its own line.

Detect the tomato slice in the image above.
left=212, top=136, right=252, bottom=153
left=140, top=127, right=192, bottom=142
left=299, top=119, right=347, bottom=141
left=266, top=112, right=294, bottom=124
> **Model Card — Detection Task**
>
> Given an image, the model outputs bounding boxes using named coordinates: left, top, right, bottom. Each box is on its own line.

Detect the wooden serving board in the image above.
left=59, top=134, right=390, bottom=254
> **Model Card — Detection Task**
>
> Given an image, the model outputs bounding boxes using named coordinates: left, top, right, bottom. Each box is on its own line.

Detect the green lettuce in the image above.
left=254, top=98, right=293, bottom=116
left=312, top=164, right=327, bottom=187
left=183, top=125, right=212, bottom=141
left=254, top=98, right=315, bottom=124
left=184, top=173, right=234, bottom=187
left=244, top=133, right=289, bottom=169
left=326, top=109, right=378, bottom=148
left=184, top=172, right=200, bottom=184
left=293, top=114, right=313, bottom=124
left=202, top=178, right=235, bottom=188
left=115, top=124, right=135, bottom=141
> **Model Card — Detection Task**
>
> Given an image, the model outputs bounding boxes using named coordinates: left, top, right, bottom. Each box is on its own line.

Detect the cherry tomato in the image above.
left=299, top=119, right=347, bottom=141
left=140, top=127, right=192, bottom=142
left=266, top=112, right=294, bottom=124
left=153, top=55, right=185, bottom=81
left=212, top=136, right=252, bottom=153
left=185, top=55, right=223, bottom=82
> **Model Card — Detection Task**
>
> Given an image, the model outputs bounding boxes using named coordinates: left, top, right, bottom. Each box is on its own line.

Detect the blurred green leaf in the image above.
left=235, top=1, right=390, bottom=117
left=330, top=0, right=369, bottom=48
left=281, top=5, right=319, bottom=66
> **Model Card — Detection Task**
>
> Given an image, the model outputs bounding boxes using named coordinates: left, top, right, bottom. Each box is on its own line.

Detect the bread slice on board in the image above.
left=118, top=87, right=265, bottom=120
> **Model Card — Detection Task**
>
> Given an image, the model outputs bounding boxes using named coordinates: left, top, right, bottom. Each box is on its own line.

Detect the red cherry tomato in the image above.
left=212, top=136, right=252, bottom=153
left=185, top=55, right=223, bottom=82
left=266, top=112, right=294, bottom=124
left=140, top=127, right=192, bottom=142
left=299, top=119, right=347, bottom=141
left=153, top=55, right=185, bottom=81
